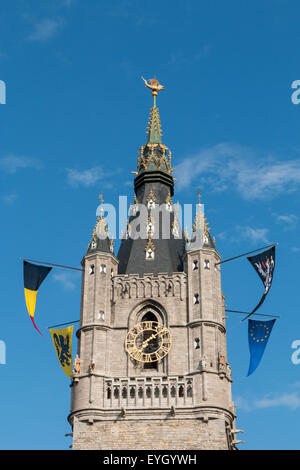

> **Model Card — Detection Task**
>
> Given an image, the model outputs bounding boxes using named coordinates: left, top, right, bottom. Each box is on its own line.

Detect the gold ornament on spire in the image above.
left=184, top=225, right=190, bottom=242
left=204, top=218, right=211, bottom=234
left=137, top=76, right=175, bottom=176
left=141, top=77, right=165, bottom=98
left=142, top=76, right=165, bottom=110
left=90, top=193, right=109, bottom=247
left=147, top=189, right=157, bottom=203
left=165, top=191, right=173, bottom=210
left=145, top=235, right=156, bottom=260
left=192, top=189, right=205, bottom=232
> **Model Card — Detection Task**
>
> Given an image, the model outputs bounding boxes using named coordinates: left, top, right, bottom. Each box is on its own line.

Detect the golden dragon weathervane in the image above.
left=141, top=77, right=165, bottom=106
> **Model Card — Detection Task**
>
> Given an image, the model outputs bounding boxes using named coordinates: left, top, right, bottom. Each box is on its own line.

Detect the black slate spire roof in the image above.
left=118, top=182, right=185, bottom=276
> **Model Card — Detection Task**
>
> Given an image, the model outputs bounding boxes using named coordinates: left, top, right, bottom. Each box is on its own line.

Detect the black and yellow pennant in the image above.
left=23, top=260, right=52, bottom=335
left=49, top=326, right=73, bottom=378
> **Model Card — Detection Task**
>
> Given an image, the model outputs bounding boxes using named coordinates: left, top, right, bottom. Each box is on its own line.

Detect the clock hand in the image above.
left=142, top=333, right=157, bottom=349
left=141, top=328, right=168, bottom=349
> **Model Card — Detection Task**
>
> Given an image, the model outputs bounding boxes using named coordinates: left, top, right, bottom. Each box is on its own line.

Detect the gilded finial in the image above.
left=141, top=76, right=165, bottom=105
left=197, top=187, right=201, bottom=205
left=192, top=191, right=204, bottom=232
left=184, top=225, right=190, bottom=241
left=138, top=76, right=174, bottom=172
left=99, top=193, right=104, bottom=216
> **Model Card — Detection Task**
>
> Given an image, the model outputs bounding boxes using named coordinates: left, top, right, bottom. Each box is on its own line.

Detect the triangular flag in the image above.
left=243, top=246, right=276, bottom=321
left=49, top=326, right=73, bottom=378
left=23, top=261, right=52, bottom=334
left=247, top=319, right=276, bottom=376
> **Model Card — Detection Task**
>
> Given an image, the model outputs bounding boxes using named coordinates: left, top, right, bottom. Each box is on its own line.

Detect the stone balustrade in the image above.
left=104, top=376, right=193, bottom=408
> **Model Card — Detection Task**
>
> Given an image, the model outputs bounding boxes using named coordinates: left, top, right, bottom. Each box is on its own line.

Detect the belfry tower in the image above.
left=69, top=79, right=237, bottom=450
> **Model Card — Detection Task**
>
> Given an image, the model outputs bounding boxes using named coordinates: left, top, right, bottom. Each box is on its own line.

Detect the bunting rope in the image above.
left=21, top=258, right=83, bottom=272
left=47, top=320, right=80, bottom=329
left=225, top=309, right=280, bottom=319
left=215, top=242, right=278, bottom=266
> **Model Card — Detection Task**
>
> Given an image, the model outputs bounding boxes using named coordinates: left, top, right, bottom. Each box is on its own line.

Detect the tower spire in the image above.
left=134, top=77, right=174, bottom=194
left=146, top=105, right=162, bottom=144
left=192, top=188, right=204, bottom=232
left=141, top=77, right=165, bottom=144
left=186, top=189, right=215, bottom=251
left=87, top=193, right=114, bottom=254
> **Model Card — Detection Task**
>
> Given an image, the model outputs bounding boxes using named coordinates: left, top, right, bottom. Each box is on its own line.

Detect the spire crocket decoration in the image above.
left=192, top=189, right=204, bottom=233
left=186, top=189, right=215, bottom=250
left=87, top=193, right=114, bottom=254
left=141, top=77, right=164, bottom=144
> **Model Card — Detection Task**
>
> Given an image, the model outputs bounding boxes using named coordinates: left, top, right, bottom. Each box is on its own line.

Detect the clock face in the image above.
left=125, top=321, right=172, bottom=363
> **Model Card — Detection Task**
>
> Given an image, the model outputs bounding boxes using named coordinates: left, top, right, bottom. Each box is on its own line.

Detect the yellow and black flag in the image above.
left=49, top=326, right=73, bottom=378
left=23, top=260, right=52, bottom=335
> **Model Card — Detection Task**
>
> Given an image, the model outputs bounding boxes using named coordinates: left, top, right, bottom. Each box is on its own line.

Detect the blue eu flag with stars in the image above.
left=247, top=319, right=276, bottom=376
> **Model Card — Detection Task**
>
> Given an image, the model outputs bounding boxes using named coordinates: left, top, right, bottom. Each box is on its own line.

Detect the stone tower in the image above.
left=69, top=79, right=237, bottom=450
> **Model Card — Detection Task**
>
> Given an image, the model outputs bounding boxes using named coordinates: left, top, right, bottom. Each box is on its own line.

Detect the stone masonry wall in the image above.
left=72, top=417, right=229, bottom=450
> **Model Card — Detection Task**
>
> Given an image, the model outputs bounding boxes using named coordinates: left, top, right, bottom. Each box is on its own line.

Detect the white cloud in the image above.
left=175, top=143, right=300, bottom=200
left=254, top=393, right=300, bottom=410
left=274, top=213, right=298, bottom=230
left=53, top=272, right=79, bottom=291
left=28, top=18, right=62, bottom=42
left=2, top=193, right=17, bottom=205
left=291, top=247, right=300, bottom=252
left=238, top=226, right=270, bottom=244
left=67, top=166, right=122, bottom=187
left=216, top=225, right=269, bottom=245
left=235, top=389, right=300, bottom=412
left=67, top=167, right=105, bottom=187
left=0, top=155, right=41, bottom=174
left=234, top=396, right=252, bottom=412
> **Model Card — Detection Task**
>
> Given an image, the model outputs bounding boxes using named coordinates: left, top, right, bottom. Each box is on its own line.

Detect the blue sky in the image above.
left=1, top=0, right=300, bottom=450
